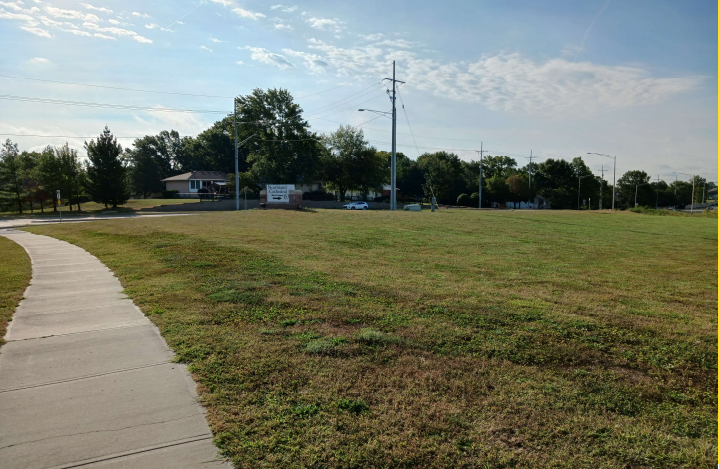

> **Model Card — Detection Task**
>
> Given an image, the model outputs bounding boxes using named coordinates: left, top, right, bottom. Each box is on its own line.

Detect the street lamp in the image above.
left=587, top=153, right=617, bottom=210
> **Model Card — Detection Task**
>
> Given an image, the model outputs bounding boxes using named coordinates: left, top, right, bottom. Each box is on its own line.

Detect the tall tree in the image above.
left=85, top=126, right=129, bottom=208
left=617, top=170, right=652, bottom=208
left=0, top=139, right=24, bottom=213
left=322, top=125, right=385, bottom=201
left=235, top=88, right=320, bottom=184
left=394, top=152, right=425, bottom=201
left=533, top=158, right=577, bottom=209
left=127, top=132, right=180, bottom=198
left=417, top=151, right=464, bottom=204
left=55, top=142, right=85, bottom=211
left=506, top=174, right=531, bottom=208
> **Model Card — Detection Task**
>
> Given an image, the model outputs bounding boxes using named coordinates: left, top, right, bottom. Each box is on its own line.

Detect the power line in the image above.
left=0, top=94, right=229, bottom=114
left=0, top=72, right=378, bottom=101
left=315, top=90, right=388, bottom=119
left=396, top=86, right=420, bottom=157
left=304, top=82, right=383, bottom=114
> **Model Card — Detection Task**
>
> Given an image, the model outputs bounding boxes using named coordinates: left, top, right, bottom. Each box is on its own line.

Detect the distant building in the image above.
left=162, top=171, right=228, bottom=196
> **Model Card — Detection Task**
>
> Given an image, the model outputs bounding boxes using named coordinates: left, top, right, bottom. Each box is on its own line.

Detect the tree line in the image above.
left=1, top=87, right=714, bottom=213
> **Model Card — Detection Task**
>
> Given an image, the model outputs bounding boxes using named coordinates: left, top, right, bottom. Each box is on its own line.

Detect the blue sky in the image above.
left=0, top=0, right=716, bottom=182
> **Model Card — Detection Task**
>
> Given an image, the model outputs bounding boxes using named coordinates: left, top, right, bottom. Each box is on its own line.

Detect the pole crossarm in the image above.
left=587, top=152, right=617, bottom=210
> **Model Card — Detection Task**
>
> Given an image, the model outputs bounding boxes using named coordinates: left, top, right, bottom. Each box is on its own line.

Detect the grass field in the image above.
left=0, top=198, right=200, bottom=218
left=0, top=235, right=31, bottom=346
left=23, top=209, right=717, bottom=468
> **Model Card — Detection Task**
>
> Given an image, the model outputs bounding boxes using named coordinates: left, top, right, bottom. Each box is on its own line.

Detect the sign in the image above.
left=266, top=184, right=294, bottom=204
left=56, top=190, right=61, bottom=205
left=56, top=190, right=61, bottom=200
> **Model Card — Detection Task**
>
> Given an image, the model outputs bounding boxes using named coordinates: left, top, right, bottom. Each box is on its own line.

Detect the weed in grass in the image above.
left=356, top=328, right=403, bottom=346
left=337, top=398, right=369, bottom=415
left=293, top=404, right=319, bottom=418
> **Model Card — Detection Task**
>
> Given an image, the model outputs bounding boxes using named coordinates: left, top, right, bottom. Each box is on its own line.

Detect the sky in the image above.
left=0, top=0, right=716, bottom=183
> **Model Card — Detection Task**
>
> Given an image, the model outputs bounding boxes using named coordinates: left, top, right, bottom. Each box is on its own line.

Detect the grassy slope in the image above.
left=0, top=236, right=31, bottom=346
left=0, top=198, right=200, bottom=218
left=26, top=210, right=718, bottom=468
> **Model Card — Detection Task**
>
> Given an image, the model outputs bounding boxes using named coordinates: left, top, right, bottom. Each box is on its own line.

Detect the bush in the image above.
left=302, top=190, right=335, bottom=201
left=337, top=398, right=369, bottom=415
left=357, top=328, right=403, bottom=346
left=162, top=189, right=179, bottom=199
left=469, top=192, right=479, bottom=207
left=457, top=193, right=470, bottom=206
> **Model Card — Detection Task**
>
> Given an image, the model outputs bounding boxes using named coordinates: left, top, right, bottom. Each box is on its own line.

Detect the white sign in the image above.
left=56, top=190, right=61, bottom=200
left=266, top=184, right=294, bottom=204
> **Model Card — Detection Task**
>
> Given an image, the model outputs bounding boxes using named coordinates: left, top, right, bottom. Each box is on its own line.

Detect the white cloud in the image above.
left=131, top=11, right=149, bottom=18
left=243, top=46, right=294, bottom=69
left=271, top=4, right=297, bottom=13
left=306, top=16, right=343, bottom=32
left=372, top=39, right=416, bottom=49
left=108, top=18, right=119, bottom=24
left=297, top=39, right=701, bottom=115
left=232, top=7, right=264, bottom=20
left=80, top=3, right=112, bottom=13
left=273, top=23, right=291, bottom=30
left=83, top=21, right=152, bottom=43
left=209, top=37, right=223, bottom=43
left=199, top=45, right=212, bottom=52
left=0, top=1, right=24, bottom=12
left=44, top=6, right=100, bottom=22
left=145, top=23, right=159, bottom=29
left=67, top=29, right=91, bottom=36
left=360, top=33, right=384, bottom=41
left=210, top=0, right=233, bottom=6
left=93, top=32, right=114, bottom=40
left=27, top=57, right=49, bottom=64
left=20, top=25, right=51, bottom=37
left=283, top=48, right=328, bottom=74
left=236, top=60, right=244, bottom=65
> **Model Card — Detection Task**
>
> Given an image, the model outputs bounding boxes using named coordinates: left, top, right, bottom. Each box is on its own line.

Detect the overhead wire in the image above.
left=304, top=82, right=383, bottom=114
left=396, top=86, right=420, bottom=157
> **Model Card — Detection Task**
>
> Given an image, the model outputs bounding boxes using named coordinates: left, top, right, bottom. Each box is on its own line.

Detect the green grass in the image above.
left=0, top=198, right=201, bottom=218
left=0, top=236, right=31, bottom=346
left=24, top=209, right=717, bottom=468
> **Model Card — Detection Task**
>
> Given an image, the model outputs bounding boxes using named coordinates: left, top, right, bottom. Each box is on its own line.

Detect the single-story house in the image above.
left=162, top=171, right=228, bottom=194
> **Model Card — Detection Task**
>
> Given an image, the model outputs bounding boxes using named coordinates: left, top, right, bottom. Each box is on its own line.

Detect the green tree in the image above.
left=392, top=152, right=424, bottom=201
left=0, top=139, right=24, bottom=213
left=235, top=88, right=320, bottom=184
left=85, top=126, right=129, bottom=208
left=417, top=151, right=464, bottom=204
left=617, top=170, right=652, bottom=208
left=322, top=125, right=385, bottom=201
left=486, top=175, right=510, bottom=206
left=127, top=132, right=180, bottom=198
left=533, top=158, right=576, bottom=209
left=35, top=145, right=63, bottom=212
left=506, top=173, right=531, bottom=208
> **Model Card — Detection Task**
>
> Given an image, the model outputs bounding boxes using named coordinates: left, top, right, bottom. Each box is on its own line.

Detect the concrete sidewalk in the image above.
left=0, top=213, right=191, bottom=230
left=0, top=229, right=227, bottom=468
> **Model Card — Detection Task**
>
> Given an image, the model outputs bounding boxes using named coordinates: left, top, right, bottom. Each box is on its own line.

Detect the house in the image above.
left=161, top=171, right=228, bottom=196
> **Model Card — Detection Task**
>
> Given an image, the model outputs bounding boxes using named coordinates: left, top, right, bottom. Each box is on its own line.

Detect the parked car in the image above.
left=342, top=202, right=369, bottom=210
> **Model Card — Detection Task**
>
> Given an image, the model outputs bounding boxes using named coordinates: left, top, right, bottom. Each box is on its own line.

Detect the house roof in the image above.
left=161, top=171, right=228, bottom=182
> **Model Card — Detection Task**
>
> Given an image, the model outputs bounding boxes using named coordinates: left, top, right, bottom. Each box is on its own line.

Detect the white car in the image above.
left=342, top=202, right=369, bottom=210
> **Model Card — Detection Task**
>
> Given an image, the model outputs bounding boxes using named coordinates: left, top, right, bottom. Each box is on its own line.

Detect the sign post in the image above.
left=266, top=184, right=294, bottom=204
left=56, top=190, right=61, bottom=222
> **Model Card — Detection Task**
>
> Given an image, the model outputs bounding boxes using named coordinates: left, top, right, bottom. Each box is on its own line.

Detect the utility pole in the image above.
left=702, top=180, right=705, bottom=204
left=476, top=143, right=486, bottom=209
left=578, top=175, right=589, bottom=210
left=384, top=61, right=404, bottom=211
left=234, top=98, right=239, bottom=211
left=587, top=153, right=616, bottom=210
left=233, top=98, right=257, bottom=211
left=634, top=184, right=638, bottom=208
left=598, top=165, right=606, bottom=210
left=526, top=150, right=534, bottom=208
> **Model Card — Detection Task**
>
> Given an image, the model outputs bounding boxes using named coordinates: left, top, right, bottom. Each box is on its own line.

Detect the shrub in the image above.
left=457, top=193, right=470, bottom=206
left=162, top=189, right=179, bottom=199
left=305, top=337, right=347, bottom=354
left=469, top=192, right=479, bottom=206
left=357, top=328, right=403, bottom=345
left=337, top=398, right=369, bottom=415
left=302, top=190, right=335, bottom=201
